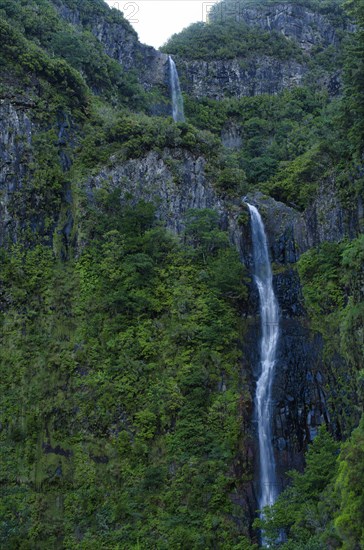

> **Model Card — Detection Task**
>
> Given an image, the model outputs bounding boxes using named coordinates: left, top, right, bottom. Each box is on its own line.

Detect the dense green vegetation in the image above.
left=256, top=419, right=364, bottom=549
left=161, top=21, right=303, bottom=61
left=0, top=0, right=145, bottom=110
left=0, top=201, right=254, bottom=548
left=0, top=0, right=363, bottom=547
left=183, top=88, right=341, bottom=206
left=343, top=0, right=364, bottom=157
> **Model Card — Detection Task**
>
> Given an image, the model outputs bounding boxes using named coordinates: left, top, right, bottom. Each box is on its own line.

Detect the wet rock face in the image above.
left=244, top=187, right=362, bottom=480
left=246, top=189, right=362, bottom=262
left=273, top=268, right=328, bottom=479
left=303, top=176, right=362, bottom=248
left=244, top=192, right=304, bottom=265
left=0, top=97, right=34, bottom=246
left=244, top=255, right=330, bottom=481
left=178, top=57, right=307, bottom=100
left=274, top=321, right=327, bottom=479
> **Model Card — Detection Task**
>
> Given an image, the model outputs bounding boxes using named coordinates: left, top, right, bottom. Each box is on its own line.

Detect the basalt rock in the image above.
left=86, top=150, right=222, bottom=235
left=178, top=57, right=307, bottom=100
left=0, top=94, right=34, bottom=246
left=245, top=188, right=362, bottom=262
left=214, top=2, right=353, bottom=52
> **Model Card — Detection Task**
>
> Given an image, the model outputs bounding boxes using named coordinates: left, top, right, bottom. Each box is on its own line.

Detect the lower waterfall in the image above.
left=247, top=203, right=280, bottom=542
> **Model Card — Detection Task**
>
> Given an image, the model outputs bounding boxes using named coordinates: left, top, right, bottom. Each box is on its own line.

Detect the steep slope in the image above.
left=51, top=0, right=170, bottom=99
left=0, top=0, right=363, bottom=548
left=162, top=0, right=352, bottom=100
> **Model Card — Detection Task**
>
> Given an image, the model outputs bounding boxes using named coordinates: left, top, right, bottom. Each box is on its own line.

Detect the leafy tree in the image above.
left=334, top=415, right=364, bottom=549
left=255, top=426, right=339, bottom=548
left=343, top=0, right=364, bottom=157
left=184, top=209, right=228, bottom=261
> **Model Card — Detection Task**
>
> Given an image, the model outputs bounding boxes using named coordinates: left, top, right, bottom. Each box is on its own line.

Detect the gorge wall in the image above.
left=212, top=2, right=352, bottom=51
left=84, top=143, right=362, bottom=492
left=3, top=82, right=359, bottom=495
left=51, top=0, right=350, bottom=103
left=1, top=1, right=362, bottom=543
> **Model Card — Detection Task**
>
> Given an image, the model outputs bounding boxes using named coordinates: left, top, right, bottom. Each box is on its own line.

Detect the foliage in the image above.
left=339, top=235, right=364, bottom=373
left=184, top=87, right=338, bottom=195
left=0, top=0, right=363, bottom=547
left=0, top=0, right=146, bottom=111
left=343, top=0, right=364, bottom=157
left=334, top=415, right=364, bottom=549
left=75, top=109, right=222, bottom=173
left=0, top=199, right=252, bottom=547
left=162, top=20, right=303, bottom=61
left=297, top=237, right=363, bottom=436
left=0, top=18, right=88, bottom=112
left=255, top=426, right=340, bottom=548
left=263, top=146, right=332, bottom=209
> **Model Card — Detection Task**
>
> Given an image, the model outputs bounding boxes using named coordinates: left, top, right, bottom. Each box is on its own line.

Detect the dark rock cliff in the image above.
left=1, top=0, right=361, bottom=523
left=174, top=1, right=352, bottom=99
left=0, top=90, right=34, bottom=246
left=178, top=57, right=307, bottom=100
left=214, top=2, right=353, bottom=52
left=52, top=0, right=351, bottom=101
left=53, top=0, right=170, bottom=94
left=85, top=149, right=362, bottom=494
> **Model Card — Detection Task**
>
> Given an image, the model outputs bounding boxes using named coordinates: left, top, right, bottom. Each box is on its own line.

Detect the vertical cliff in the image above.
left=0, top=0, right=363, bottom=547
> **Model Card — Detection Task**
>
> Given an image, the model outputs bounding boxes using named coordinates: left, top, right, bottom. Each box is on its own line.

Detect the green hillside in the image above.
left=0, top=0, right=363, bottom=548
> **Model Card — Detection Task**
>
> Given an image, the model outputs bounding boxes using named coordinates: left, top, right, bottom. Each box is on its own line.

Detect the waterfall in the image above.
left=168, top=56, right=185, bottom=123
left=247, top=203, right=280, bottom=541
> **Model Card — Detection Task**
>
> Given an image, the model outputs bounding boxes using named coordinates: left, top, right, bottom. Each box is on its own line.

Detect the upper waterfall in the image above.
left=168, top=56, right=185, bottom=123
left=247, top=203, right=280, bottom=543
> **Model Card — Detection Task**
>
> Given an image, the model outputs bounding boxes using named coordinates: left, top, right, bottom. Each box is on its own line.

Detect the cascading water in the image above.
left=247, top=203, right=280, bottom=543
left=168, top=56, right=185, bottom=123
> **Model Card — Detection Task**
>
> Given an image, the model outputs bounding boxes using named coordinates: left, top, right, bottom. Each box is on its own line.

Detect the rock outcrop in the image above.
left=0, top=92, right=34, bottom=246
left=86, top=151, right=361, bottom=490
left=52, top=0, right=351, bottom=101
left=176, top=2, right=352, bottom=99
left=178, top=56, right=307, bottom=100
left=86, top=150, right=222, bottom=234
left=53, top=0, right=170, bottom=92
left=214, top=2, right=352, bottom=52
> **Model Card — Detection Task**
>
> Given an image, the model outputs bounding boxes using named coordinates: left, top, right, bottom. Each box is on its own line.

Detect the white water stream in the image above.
left=247, top=203, right=280, bottom=541
left=169, top=56, right=185, bottom=123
